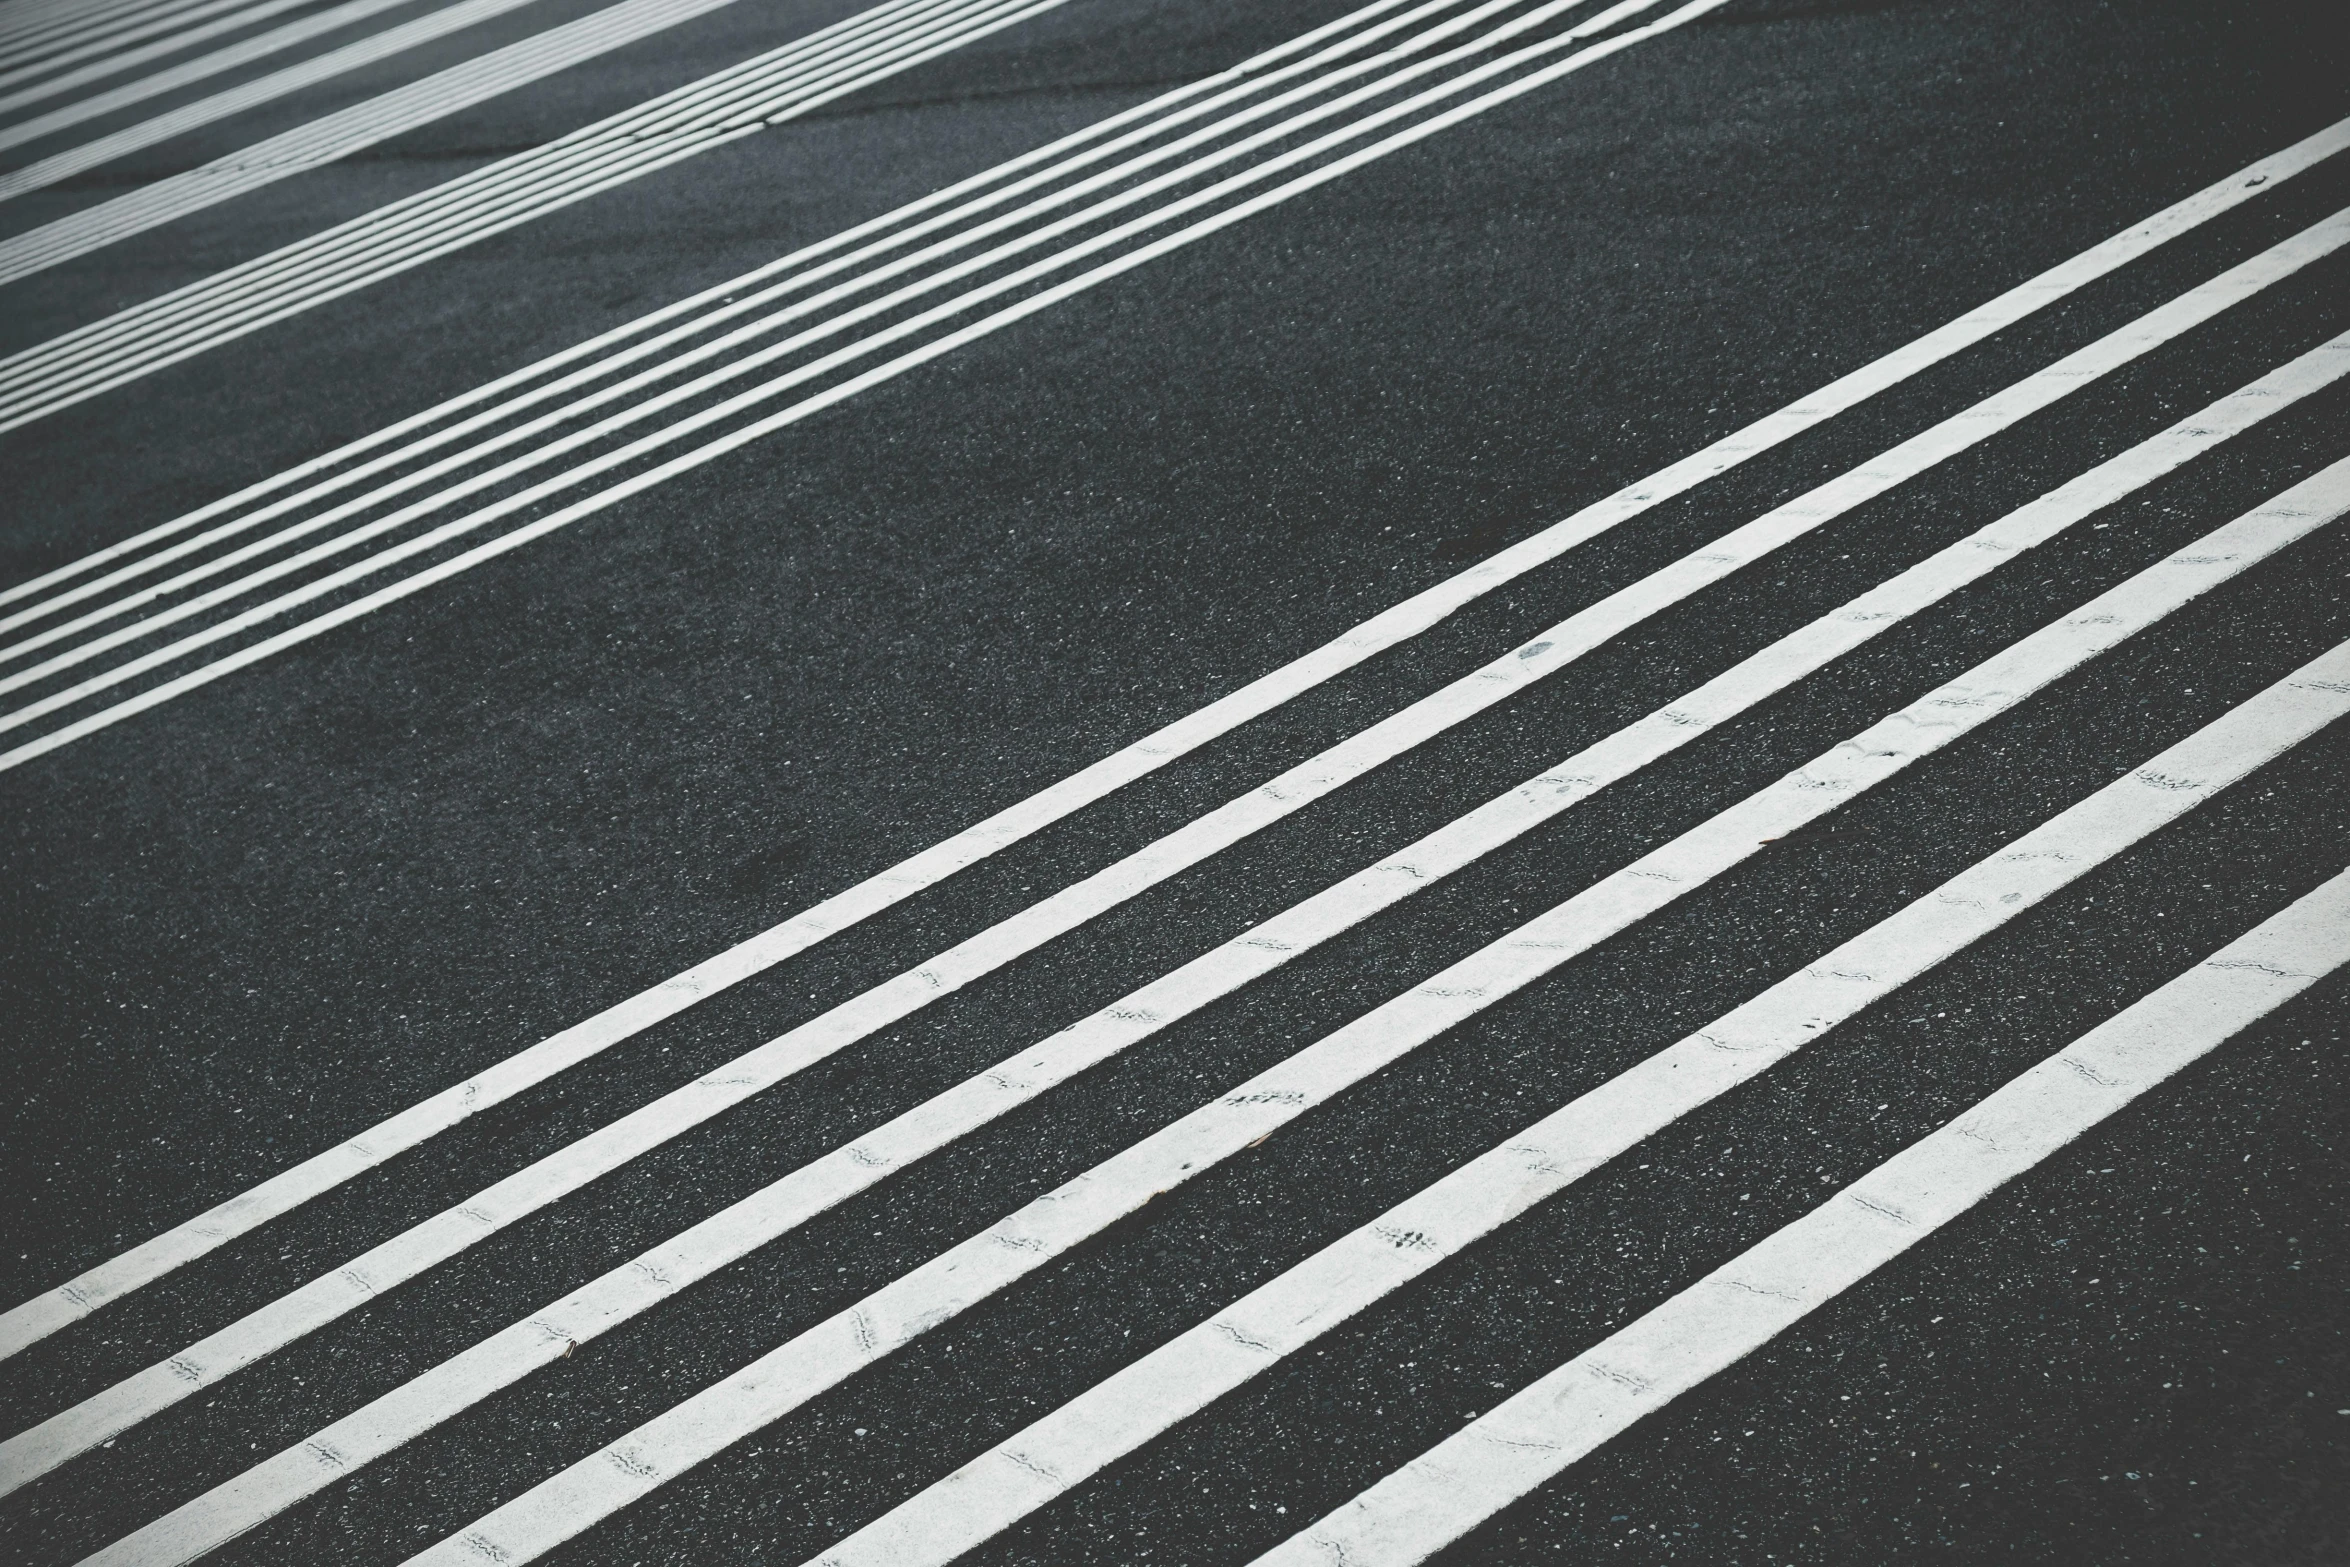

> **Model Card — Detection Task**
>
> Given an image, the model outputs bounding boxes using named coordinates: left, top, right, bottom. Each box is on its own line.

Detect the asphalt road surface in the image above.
left=1, top=0, right=2347, bottom=1562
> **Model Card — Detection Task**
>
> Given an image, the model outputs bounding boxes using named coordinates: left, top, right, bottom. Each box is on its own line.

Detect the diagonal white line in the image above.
left=0, top=0, right=318, bottom=107
left=0, top=0, right=576, bottom=171
left=12, top=109, right=2336, bottom=608
left=0, top=0, right=1439, bottom=619
left=0, top=0, right=1079, bottom=420
left=0, top=0, right=1578, bottom=661
left=80, top=345, right=2349, bottom=1567
left=394, top=466, right=2350, bottom=1567
left=0, top=0, right=219, bottom=64
left=0, top=185, right=2319, bottom=1457
left=0, top=126, right=2332, bottom=1365
left=0, top=0, right=1035, bottom=285
left=1258, top=863, right=2350, bottom=1567
left=812, top=605, right=2350, bottom=1567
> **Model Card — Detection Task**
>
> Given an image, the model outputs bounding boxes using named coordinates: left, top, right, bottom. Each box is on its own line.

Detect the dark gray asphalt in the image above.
left=2, top=0, right=2346, bottom=1561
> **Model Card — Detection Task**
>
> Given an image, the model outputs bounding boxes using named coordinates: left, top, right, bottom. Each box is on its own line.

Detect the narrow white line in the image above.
left=12, top=90, right=2340, bottom=757
left=0, top=0, right=1009, bottom=398
left=0, top=0, right=1068, bottom=413
left=0, top=0, right=871, bottom=281
left=0, top=0, right=316, bottom=108
left=1, top=101, right=2334, bottom=621
left=0, top=128, right=2330, bottom=1367
left=397, top=477, right=2350, bottom=1567
left=1258, top=865, right=2350, bottom=1567
left=83, top=349, right=2348, bottom=1567
left=0, top=0, right=1422, bottom=618
left=0, top=0, right=565, bottom=171
left=0, top=0, right=1570, bottom=659
left=0, top=0, right=218, bottom=65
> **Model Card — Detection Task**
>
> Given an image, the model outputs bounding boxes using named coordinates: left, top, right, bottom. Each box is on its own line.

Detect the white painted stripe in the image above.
left=0, top=126, right=2329, bottom=1367
left=0, top=0, right=1020, bottom=392
left=1258, top=864, right=2350, bottom=1567
left=0, top=0, right=1028, bottom=285
left=2, top=103, right=2333, bottom=623
left=397, top=471, right=2350, bottom=1567
left=0, top=0, right=217, bottom=65
left=0, top=0, right=566, bottom=171
left=0, top=0, right=1569, bottom=656
left=83, top=350, right=2348, bottom=1567
left=0, top=0, right=1432, bottom=620
left=10, top=83, right=2340, bottom=755
left=814, top=618, right=2350, bottom=1567
left=0, top=0, right=1074, bottom=420
left=0, top=0, right=317, bottom=107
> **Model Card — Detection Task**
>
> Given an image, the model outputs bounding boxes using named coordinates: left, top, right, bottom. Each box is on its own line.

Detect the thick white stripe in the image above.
left=0, top=127, right=2329, bottom=1366
left=3, top=189, right=2312, bottom=1468
left=815, top=626, right=2350, bottom=1567
left=84, top=351, right=2347, bottom=1567
left=0, top=0, right=1571, bottom=659
left=1261, top=865, right=2350, bottom=1567
left=0, top=0, right=1075, bottom=423
left=399, top=468, right=2350, bottom=1567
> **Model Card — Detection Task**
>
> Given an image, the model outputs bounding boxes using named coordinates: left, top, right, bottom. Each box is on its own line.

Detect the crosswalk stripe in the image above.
left=813, top=635, right=2350, bottom=1567
left=9, top=94, right=2342, bottom=768
left=0, top=0, right=1580, bottom=658
left=0, top=0, right=1432, bottom=614
left=0, top=0, right=214, bottom=63
left=0, top=128, right=2332, bottom=1367
left=393, top=463, right=2350, bottom=1567
left=5, top=199, right=2318, bottom=1462
left=0, top=0, right=1038, bottom=285
left=1256, top=862, right=2350, bottom=1567
left=0, top=0, right=583, bottom=176
left=0, top=0, right=596, bottom=178
left=0, top=0, right=1078, bottom=423
left=14, top=108, right=2338, bottom=612
left=77, top=343, right=2348, bottom=1567
left=0, top=0, right=318, bottom=107
left=0, top=0, right=1677, bottom=712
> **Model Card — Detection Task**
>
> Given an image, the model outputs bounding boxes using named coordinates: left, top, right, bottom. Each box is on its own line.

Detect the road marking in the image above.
left=1256, top=865, right=2350, bottom=1567
left=11, top=109, right=2336, bottom=609
left=1, top=128, right=2334, bottom=1366
left=390, top=473, right=2350, bottom=1567
left=0, top=0, right=1085, bottom=424
left=0, top=0, right=1441, bottom=618
left=10, top=71, right=2345, bottom=749
left=75, top=351, right=2349, bottom=1565
left=0, top=0, right=222, bottom=66
left=0, top=0, right=1588, bottom=656
left=0, top=0, right=324, bottom=108
left=0, top=0, right=585, bottom=174
left=0, top=0, right=1057, bottom=285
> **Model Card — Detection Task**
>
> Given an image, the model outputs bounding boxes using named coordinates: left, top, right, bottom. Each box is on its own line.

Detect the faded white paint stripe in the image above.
left=1258, top=865, right=2350, bottom=1567
left=398, top=472, right=2350, bottom=1567
left=0, top=141, right=2332, bottom=1373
